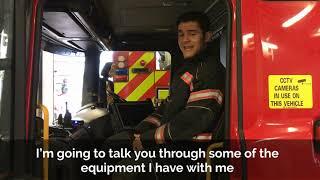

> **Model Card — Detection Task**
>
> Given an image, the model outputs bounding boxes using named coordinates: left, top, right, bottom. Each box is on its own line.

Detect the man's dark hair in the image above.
left=176, top=11, right=210, bottom=33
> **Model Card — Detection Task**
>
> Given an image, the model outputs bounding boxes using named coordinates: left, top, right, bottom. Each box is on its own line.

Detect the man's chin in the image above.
left=183, top=54, right=196, bottom=60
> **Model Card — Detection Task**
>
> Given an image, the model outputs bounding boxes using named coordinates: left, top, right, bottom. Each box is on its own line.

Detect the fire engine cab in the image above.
left=0, top=0, right=319, bottom=180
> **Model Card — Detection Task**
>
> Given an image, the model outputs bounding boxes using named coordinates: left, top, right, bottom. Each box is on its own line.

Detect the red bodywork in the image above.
left=229, top=0, right=320, bottom=179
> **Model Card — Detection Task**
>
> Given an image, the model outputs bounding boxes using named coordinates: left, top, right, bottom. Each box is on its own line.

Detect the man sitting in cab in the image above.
left=108, top=11, right=225, bottom=179
left=129, top=11, right=225, bottom=151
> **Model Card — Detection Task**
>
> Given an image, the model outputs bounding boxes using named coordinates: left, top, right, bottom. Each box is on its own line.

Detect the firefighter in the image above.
left=110, top=11, right=225, bottom=179
left=132, top=11, right=225, bottom=152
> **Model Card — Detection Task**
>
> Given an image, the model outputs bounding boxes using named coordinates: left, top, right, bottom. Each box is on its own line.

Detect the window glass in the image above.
left=42, top=51, right=85, bottom=126
left=0, top=0, right=14, bottom=141
left=53, top=54, right=85, bottom=125
left=99, top=51, right=113, bottom=79
left=156, top=51, right=171, bottom=70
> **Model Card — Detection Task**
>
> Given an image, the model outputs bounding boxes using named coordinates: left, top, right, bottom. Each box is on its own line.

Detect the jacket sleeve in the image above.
left=140, top=60, right=225, bottom=146
left=134, top=99, right=167, bottom=133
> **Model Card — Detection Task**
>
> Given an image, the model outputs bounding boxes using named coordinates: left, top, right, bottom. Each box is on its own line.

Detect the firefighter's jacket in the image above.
left=135, top=50, right=225, bottom=146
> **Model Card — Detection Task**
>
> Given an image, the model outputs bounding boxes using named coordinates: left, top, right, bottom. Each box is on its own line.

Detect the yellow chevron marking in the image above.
left=158, top=89, right=169, bottom=99
left=155, top=71, right=167, bottom=83
left=126, top=72, right=154, bottom=101
left=114, top=52, right=155, bottom=94
left=114, top=82, right=126, bottom=94
left=155, top=71, right=169, bottom=100
left=126, top=70, right=168, bottom=101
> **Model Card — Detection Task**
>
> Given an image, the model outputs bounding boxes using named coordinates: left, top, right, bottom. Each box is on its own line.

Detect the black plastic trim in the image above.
left=236, top=0, right=247, bottom=180
left=13, top=0, right=27, bottom=176
left=223, top=1, right=232, bottom=179
left=314, top=120, right=320, bottom=153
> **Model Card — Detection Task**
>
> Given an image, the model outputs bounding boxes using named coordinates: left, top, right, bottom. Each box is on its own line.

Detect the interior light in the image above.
left=282, top=4, right=315, bottom=28
left=154, top=28, right=170, bottom=32
left=162, top=1, right=174, bottom=7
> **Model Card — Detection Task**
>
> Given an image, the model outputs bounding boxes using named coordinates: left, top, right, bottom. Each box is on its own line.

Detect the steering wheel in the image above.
left=106, top=89, right=127, bottom=103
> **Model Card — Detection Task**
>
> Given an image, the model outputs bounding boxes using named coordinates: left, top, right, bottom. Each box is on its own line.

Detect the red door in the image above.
left=239, top=0, right=320, bottom=179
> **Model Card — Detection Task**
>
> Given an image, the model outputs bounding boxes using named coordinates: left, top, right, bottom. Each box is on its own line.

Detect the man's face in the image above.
left=178, top=21, right=208, bottom=59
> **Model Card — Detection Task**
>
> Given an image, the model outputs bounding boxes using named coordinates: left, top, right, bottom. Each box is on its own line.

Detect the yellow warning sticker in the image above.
left=268, top=75, right=313, bottom=109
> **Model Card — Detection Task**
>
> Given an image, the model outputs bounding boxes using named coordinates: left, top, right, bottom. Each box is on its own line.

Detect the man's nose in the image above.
left=182, top=34, right=190, bottom=42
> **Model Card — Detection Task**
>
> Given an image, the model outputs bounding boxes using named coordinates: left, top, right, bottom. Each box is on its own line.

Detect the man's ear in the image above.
left=204, top=31, right=213, bottom=43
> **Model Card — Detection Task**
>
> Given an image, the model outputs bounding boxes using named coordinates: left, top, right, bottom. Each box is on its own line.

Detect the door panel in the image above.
left=241, top=0, right=320, bottom=179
